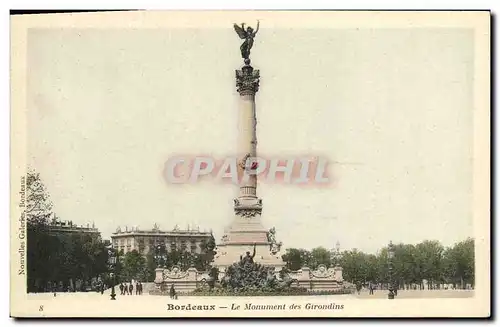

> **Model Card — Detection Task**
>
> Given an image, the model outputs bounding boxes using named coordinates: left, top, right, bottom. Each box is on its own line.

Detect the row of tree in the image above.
left=26, top=171, right=111, bottom=292
left=26, top=170, right=217, bottom=292
left=281, top=238, right=474, bottom=290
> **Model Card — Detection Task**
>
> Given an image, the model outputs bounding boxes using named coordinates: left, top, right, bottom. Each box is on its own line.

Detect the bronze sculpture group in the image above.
left=199, top=243, right=296, bottom=293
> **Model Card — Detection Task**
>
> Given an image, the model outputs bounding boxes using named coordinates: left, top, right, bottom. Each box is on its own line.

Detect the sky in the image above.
left=26, top=24, right=474, bottom=254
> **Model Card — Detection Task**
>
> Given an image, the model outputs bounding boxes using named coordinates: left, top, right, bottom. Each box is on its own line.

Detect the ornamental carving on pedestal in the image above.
left=163, top=266, right=188, bottom=280
left=234, top=207, right=262, bottom=218
left=310, top=264, right=337, bottom=279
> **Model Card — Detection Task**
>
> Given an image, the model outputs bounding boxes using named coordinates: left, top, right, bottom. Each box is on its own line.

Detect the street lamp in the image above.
left=330, top=241, right=341, bottom=267
left=107, top=246, right=118, bottom=300
left=387, top=240, right=395, bottom=300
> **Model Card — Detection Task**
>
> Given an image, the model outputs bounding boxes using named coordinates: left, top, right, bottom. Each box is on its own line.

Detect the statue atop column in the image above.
left=233, top=21, right=260, bottom=65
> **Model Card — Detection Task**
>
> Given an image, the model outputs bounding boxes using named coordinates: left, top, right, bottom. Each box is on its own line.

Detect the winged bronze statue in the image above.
left=233, top=21, right=260, bottom=61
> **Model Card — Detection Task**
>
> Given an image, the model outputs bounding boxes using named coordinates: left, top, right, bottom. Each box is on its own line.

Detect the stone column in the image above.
left=187, top=267, right=198, bottom=281
left=334, top=266, right=343, bottom=282
left=154, top=268, right=164, bottom=284
left=234, top=64, right=262, bottom=215
left=300, top=267, right=311, bottom=281
left=218, top=268, right=226, bottom=281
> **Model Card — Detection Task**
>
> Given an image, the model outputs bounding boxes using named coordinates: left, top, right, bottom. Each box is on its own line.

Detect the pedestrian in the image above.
left=129, top=282, right=134, bottom=295
left=119, top=283, right=124, bottom=295
left=100, top=282, right=104, bottom=295
left=170, top=284, right=177, bottom=299
left=369, top=283, right=374, bottom=295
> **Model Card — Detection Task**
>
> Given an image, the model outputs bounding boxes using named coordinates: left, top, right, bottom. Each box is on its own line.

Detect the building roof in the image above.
left=47, top=217, right=99, bottom=234
left=111, top=224, right=212, bottom=237
left=48, top=226, right=100, bottom=234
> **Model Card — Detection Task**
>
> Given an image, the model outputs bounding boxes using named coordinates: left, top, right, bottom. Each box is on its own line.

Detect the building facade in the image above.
left=111, top=224, right=212, bottom=255
left=47, top=217, right=101, bottom=238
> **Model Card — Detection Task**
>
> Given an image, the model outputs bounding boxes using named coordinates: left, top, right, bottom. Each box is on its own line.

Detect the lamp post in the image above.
left=107, top=246, right=118, bottom=300
left=109, top=273, right=116, bottom=300
left=330, top=241, right=341, bottom=267
left=387, top=240, right=395, bottom=300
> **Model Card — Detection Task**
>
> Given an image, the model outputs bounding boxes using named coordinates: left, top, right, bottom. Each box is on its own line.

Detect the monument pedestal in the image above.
left=213, top=212, right=286, bottom=271
left=212, top=61, right=285, bottom=272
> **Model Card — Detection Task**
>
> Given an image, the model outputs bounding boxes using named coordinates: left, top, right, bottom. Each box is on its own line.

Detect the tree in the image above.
left=121, top=250, right=146, bottom=281
left=415, top=240, right=444, bottom=289
left=144, top=252, right=157, bottom=282
left=26, top=170, right=56, bottom=292
left=197, top=233, right=217, bottom=271
left=26, top=170, right=53, bottom=226
left=279, top=239, right=474, bottom=292
left=282, top=248, right=307, bottom=271
left=442, top=238, right=474, bottom=289
left=340, top=249, right=370, bottom=286
left=79, top=233, right=108, bottom=282
left=390, top=243, right=418, bottom=290
left=309, top=247, right=331, bottom=270
left=365, top=254, right=379, bottom=284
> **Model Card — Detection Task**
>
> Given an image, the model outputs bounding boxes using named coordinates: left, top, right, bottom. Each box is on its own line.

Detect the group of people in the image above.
left=119, top=281, right=144, bottom=295
left=364, top=282, right=398, bottom=296
left=352, top=282, right=399, bottom=295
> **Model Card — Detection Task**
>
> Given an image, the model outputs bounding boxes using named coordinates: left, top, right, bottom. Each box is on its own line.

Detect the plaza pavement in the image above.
left=30, top=288, right=474, bottom=301
left=352, top=289, right=474, bottom=299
